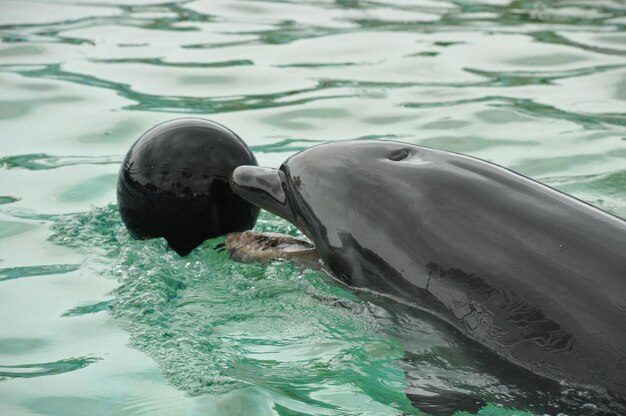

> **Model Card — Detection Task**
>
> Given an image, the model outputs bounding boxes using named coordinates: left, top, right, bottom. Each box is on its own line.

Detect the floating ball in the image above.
left=117, top=118, right=260, bottom=256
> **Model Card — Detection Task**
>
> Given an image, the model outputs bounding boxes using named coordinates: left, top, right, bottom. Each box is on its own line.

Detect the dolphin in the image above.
left=228, top=140, right=626, bottom=406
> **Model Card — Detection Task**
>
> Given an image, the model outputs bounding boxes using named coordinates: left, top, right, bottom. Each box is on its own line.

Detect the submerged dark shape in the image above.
left=230, top=140, right=626, bottom=403
left=117, top=118, right=259, bottom=256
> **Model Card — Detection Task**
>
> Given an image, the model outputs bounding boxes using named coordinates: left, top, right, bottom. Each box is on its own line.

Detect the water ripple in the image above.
left=2, top=0, right=625, bottom=414
left=1, top=64, right=354, bottom=114
left=61, top=300, right=112, bottom=317
left=403, top=96, right=626, bottom=128
left=0, top=356, right=100, bottom=380
left=465, top=64, right=626, bottom=87
left=0, top=196, right=20, bottom=205
left=0, top=264, right=81, bottom=282
left=0, top=154, right=121, bottom=170
left=530, top=31, right=626, bottom=57
left=89, top=58, right=254, bottom=68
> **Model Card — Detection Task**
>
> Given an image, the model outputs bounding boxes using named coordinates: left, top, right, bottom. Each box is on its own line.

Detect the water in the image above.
left=0, top=0, right=625, bottom=415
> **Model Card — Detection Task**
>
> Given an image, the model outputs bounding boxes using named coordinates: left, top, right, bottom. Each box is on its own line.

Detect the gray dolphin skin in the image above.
left=229, top=140, right=626, bottom=402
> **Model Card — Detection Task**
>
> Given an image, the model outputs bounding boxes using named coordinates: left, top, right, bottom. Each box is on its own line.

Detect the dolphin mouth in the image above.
left=230, top=166, right=298, bottom=227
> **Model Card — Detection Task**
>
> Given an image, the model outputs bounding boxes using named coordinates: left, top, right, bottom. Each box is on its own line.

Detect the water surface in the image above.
left=0, top=0, right=625, bottom=415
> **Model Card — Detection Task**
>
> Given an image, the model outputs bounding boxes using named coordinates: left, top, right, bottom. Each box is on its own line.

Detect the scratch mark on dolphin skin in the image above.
left=426, top=263, right=575, bottom=353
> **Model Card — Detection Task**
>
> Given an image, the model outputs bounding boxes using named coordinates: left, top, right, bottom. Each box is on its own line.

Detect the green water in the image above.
left=0, top=0, right=625, bottom=415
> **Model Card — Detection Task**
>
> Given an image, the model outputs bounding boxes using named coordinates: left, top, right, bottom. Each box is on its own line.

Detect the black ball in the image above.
left=117, top=118, right=260, bottom=256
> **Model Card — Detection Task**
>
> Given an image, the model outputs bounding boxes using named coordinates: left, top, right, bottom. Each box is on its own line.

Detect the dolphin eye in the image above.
left=388, top=149, right=409, bottom=161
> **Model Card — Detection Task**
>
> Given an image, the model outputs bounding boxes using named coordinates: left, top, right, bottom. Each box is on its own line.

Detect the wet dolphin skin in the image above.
left=230, top=140, right=626, bottom=401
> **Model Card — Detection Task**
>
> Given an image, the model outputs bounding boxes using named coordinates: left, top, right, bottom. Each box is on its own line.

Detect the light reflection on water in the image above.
left=0, top=0, right=624, bottom=415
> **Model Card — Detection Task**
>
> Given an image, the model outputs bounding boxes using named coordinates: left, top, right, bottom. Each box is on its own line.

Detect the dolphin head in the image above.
left=229, top=140, right=442, bottom=280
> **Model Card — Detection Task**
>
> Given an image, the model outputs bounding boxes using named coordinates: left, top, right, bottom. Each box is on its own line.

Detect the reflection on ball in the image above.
left=117, top=118, right=260, bottom=256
